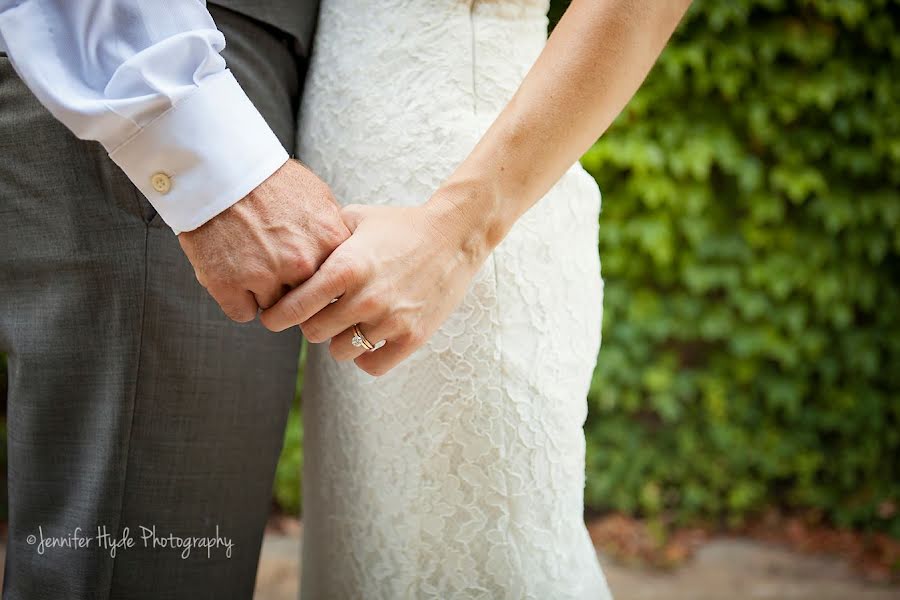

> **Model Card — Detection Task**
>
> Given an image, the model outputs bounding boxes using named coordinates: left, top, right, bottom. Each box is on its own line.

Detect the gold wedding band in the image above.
left=351, top=323, right=375, bottom=351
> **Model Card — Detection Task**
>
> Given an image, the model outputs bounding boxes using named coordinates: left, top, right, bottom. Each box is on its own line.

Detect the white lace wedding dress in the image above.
left=297, top=1, right=610, bottom=598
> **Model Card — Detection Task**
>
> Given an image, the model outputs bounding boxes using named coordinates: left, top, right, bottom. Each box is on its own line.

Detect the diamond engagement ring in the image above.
left=351, top=323, right=375, bottom=351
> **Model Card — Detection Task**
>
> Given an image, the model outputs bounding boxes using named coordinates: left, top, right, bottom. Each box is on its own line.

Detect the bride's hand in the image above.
left=260, top=188, right=496, bottom=376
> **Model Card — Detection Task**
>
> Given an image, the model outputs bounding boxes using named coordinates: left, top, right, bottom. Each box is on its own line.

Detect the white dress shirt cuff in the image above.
left=109, top=69, right=289, bottom=234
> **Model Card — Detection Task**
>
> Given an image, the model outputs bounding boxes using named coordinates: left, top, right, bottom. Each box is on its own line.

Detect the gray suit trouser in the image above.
left=0, top=6, right=304, bottom=599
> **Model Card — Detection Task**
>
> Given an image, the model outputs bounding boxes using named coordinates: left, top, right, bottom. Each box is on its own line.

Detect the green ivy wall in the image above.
left=578, top=0, right=899, bottom=535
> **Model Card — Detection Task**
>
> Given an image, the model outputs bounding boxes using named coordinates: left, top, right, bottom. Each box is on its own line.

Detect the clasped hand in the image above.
left=261, top=193, right=488, bottom=376
left=180, top=159, right=492, bottom=377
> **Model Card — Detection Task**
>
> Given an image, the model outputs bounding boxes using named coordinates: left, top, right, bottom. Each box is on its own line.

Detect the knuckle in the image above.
left=356, top=292, right=384, bottom=316
left=334, top=257, right=358, bottom=284
left=327, top=227, right=348, bottom=249
left=388, top=313, right=415, bottom=336
left=383, top=313, right=402, bottom=330
left=328, top=258, right=358, bottom=294
left=291, top=254, right=317, bottom=280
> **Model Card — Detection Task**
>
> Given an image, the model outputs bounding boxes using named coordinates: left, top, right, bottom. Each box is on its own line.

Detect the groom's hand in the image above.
left=178, top=159, right=350, bottom=322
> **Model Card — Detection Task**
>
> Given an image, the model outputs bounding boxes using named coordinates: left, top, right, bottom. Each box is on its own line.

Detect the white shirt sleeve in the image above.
left=0, top=0, right=289, bottom=234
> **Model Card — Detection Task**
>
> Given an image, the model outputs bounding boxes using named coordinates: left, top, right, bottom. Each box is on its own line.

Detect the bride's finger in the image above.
left=328, top=321, right=387, bottom=362
left=260, top=252, right=361, bottom=332
left=298, top=279, right=388, bottom=343
left=353, top=334, right=419, bottom=377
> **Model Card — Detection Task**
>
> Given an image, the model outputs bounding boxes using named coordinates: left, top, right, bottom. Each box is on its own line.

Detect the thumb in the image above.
left=340, top=203, right=370, bottom=233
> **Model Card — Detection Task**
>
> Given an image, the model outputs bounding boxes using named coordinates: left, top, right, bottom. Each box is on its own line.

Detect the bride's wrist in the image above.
left=424, top=177, right=513, bottom=267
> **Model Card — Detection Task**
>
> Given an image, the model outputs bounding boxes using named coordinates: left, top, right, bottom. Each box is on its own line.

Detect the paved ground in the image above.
left=254, top=525, right=899, bottom=600
left=1, top=527, right=896, bottom=599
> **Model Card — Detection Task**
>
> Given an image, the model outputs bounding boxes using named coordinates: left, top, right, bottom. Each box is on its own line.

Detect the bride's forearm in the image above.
left=430, top=0, right=691, bottom=255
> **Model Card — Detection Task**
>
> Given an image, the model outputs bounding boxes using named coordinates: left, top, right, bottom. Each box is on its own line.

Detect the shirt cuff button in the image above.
left=151, top=172, right=172, bottom=194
